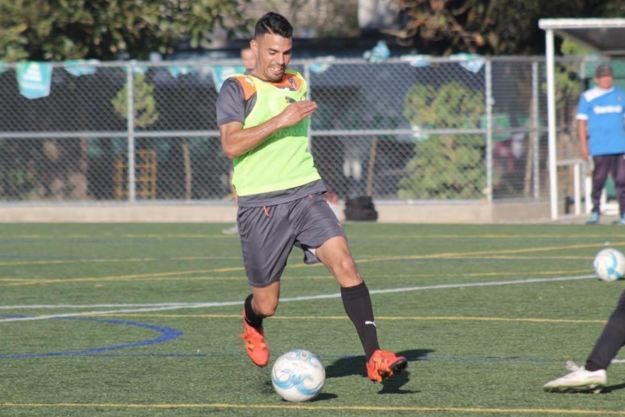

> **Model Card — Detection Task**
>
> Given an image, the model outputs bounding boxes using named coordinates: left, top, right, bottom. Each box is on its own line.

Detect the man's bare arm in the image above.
left=578, top=119, right=589, bottom=161
left=220, top=100, right=317, bottom=160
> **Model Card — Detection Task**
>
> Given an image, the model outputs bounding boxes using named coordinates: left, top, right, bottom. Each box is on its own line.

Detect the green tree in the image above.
left=0, top=0, right=251, bottom=61
left=552, top=39, right=590, bottom=123
left=250, top=0, right=359, bottom=37
left=399, top=82, right=485, bottom=199
left=112, top=73, right=158, bottom=128
left=388, top=0, right=625, bottom=55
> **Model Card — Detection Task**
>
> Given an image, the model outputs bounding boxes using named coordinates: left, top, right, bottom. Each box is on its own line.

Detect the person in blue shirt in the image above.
left=577, top=64, right=625, bottom=225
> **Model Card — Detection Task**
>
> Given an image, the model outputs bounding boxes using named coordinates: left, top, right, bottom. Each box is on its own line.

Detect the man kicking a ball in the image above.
left=216, top=11, right=407, bottom=382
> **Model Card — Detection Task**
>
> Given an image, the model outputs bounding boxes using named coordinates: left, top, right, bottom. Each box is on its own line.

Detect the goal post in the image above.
left=539, top=18, right=625, bottom=220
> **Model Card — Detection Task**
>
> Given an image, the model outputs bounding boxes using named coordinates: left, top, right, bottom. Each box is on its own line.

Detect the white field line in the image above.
left=0, top=274, right=597, bottom=324
left=0, top=303, right=193, bottom=310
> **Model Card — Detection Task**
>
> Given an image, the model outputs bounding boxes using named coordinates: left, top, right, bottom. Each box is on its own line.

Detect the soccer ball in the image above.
left=593, top=248, right=625, bottom=282
left=271, top=349, right=325, bottom=402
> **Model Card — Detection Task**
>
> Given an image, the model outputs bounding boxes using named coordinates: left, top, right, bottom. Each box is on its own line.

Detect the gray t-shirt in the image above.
left=216, top=77, right=257, bottom=126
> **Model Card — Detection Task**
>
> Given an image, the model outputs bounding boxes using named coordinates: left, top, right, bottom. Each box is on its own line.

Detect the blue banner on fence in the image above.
left=16, top=62, right=52, bottom=99
left=452, top=53, right=485, bottom=74
left=167, top=65, right=193, bottom=78
left=212, top=65, right=245, bottom=91
left=64, top=60, right=99, bottom=76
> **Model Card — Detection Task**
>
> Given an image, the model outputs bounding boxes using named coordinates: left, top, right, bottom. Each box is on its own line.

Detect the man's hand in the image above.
left=581, top=145, right=589, bottom=162
left=277, top=100, right=317, bottom=128
left=219, top=100, right=317, bottom=160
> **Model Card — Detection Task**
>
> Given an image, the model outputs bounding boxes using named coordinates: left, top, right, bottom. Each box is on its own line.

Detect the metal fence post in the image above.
left=127, top=62, right=136, bottom=203
left=531, top=61, right=540, bottom=199
left=485, top=58, right=493, bottom=202
left=546, top=29, right=559, bottom=219
left=304, top=62, right=311, bottom=100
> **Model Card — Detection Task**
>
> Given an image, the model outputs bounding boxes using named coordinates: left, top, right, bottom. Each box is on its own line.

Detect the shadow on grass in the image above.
left=310, top=392, right=339, bottom=401
left=260, top=349, right=430, bottom=400
left=544, top=382, right=625, bottom=394
left=325, top=348, right=432, bottom=394
left=262, top=382, right=338, bottom=402
left=603, top=381, right=625, bottom=393
left=326, top=349, right=432, bottom=379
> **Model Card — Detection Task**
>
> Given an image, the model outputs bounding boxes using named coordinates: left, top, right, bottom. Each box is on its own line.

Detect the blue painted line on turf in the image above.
left=0, top=315, right=183, bottom=360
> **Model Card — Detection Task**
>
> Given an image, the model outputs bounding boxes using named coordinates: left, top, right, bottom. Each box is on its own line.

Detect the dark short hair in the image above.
left=254, top=12, right=293, bottom=38
left=595, top=64, right=614, bottom=78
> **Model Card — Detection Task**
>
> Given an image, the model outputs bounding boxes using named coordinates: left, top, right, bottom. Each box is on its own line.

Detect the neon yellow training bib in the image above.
left=232, top=70, right=321, bottom=197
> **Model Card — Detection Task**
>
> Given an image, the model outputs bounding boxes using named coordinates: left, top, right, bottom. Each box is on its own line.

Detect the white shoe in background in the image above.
left=222, top=225, right=239, bottom=235
left=543, top=361, right=606, bottom=393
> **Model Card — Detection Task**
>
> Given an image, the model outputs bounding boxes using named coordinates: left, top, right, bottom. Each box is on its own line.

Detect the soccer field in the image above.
left=2, top=223, right=625, bottom=416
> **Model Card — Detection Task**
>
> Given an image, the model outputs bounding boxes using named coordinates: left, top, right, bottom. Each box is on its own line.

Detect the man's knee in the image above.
left=329, top=256, right=362, bottom=287
left=333, top=256, right=357, bottom=276
left=250, top=281, right=280, bottom=317
left=615, top=177, right=625, bottom=189
left=252, top=297, right=279, bottom=317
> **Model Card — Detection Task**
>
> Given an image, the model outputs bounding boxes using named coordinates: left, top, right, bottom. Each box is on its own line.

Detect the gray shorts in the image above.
left=237, top=192, right=345, bottom=288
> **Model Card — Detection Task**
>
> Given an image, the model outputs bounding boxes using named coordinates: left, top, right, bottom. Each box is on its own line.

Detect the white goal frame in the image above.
left=539, top=18, right=625, bottom=220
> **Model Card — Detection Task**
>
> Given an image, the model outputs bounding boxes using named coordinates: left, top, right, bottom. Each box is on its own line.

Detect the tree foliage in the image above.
left=251, top=0, right=359, bottom=37
left=112, top=73, right=159, bottom=128
left=399, top=82, right=485, bottom=199
left=0, top=0, right=251, bottom=61
left=389, top=0, right=625, bottom=55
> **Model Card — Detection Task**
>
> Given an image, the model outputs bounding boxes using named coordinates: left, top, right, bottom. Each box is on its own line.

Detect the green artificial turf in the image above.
left=1, top=223, right=625, bottom=416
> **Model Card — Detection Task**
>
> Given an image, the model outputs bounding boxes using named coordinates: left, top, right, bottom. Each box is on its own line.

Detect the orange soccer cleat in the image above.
left=240, top=310, right=270, bottom=367
left=366, top=349, right=408, bottom=382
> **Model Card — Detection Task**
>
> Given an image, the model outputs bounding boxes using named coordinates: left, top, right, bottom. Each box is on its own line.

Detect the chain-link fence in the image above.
left=0, top=56, right=592, bottom=205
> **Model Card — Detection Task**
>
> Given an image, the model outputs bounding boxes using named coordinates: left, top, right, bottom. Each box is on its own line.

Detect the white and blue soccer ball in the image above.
left=271, top=349, right=325, bottom=402
left=593, top=248, right=625, bottom=282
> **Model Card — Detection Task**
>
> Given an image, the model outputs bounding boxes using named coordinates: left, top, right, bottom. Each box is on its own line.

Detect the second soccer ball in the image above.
left=593, top=248, right=625, bottom=282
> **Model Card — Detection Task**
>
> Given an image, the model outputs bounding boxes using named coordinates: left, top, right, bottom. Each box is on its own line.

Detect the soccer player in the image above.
left=216, top=11, right=407, bottom=382
left=543, top=285, right=625, bottom=392
left=577, top=64, right=625, bottom=225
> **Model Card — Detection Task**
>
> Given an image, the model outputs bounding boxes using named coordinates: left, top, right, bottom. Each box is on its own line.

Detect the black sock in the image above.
left=585, top=360, right=603, bottom=372
left=244, top=294, right=264, bottom=329
left=341, top=282, right=380, bottom=359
